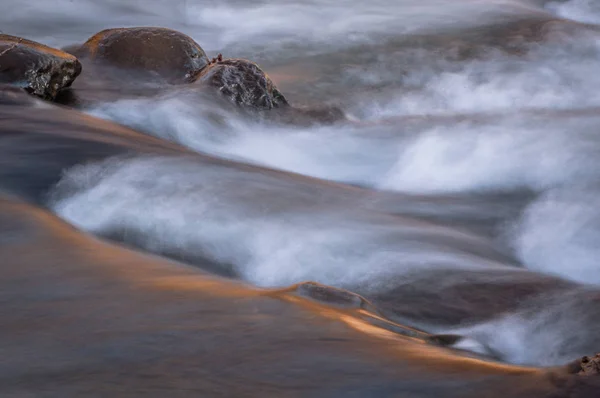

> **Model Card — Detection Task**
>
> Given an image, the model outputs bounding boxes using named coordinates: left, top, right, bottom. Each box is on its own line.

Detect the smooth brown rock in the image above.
left=72, top=27, right=209, bottom=84
left=0, top=34, right=81, bottom=100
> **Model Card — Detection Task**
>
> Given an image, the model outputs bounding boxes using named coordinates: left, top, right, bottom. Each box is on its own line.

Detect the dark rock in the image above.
left=72, top=27, right=209, bottom=84
left=0, top=34, right=82, bottom=100
left=565, top=354, right=600, bottom=376
left=579, top=354, right=600, bottom=376
left=289, top=281, right=376, bottom=310
left=194, top=58, right=289, bottom=110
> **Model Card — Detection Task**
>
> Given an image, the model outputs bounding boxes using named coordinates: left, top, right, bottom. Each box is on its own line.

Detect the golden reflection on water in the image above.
left=274, top=285, right=542, bottom=376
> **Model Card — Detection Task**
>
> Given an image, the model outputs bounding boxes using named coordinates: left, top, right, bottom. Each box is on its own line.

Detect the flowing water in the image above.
left=3, top=0, right=600, bottom=396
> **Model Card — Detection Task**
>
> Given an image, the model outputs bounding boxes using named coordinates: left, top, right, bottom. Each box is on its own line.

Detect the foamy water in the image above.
left=4, top=0, right=600, bottom=368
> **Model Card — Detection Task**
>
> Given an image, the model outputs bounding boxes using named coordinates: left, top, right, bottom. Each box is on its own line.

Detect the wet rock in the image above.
left=0, top=34, right=81, bottom=100
left=72, top=27, right=209, bottom=84
left=194, top=58, right=289, bottom=110
left=565, top=354, right=600, bottom=376
left=290, top=281, right=374, bottom=310
left=577, top=354, right=600, bottom=376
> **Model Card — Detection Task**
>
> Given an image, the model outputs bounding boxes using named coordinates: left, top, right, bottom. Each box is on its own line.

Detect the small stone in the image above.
left=0, top=34, right=82, bottom=100
left=194, top=58, right=289, bottom=110
left=579, top=354, right=600, bottom=376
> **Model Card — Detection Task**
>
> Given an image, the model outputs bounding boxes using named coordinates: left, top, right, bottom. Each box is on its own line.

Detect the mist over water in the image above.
left=51, top=155, right=516, bottom=290
left=547, top=0, right=600, bottom=24
left=83, top=1, right=600, bottom=294
left=4, top=0, right=600, bottom=372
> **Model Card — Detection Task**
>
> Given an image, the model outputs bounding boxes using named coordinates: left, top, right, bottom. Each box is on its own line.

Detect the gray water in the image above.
left=3, top=1, right=600, bottom=394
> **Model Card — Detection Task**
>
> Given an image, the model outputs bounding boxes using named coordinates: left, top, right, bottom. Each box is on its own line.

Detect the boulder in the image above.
left=194, top=57, right=289, bottom=110
left=72, top=27, right=209, bottom=84
left=0, top=34, right=81, bottom=100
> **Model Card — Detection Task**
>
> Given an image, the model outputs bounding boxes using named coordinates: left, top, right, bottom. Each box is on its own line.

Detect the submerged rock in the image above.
left=0, top=34, right=81, bottom=100
left=72, top=27, right=209, bottom=84
left=580, top=355, right=600, bottom=376
left=194, top=57, right=289, bottom=110
left=272, top=105, right=347, bottom=126
left=0, top=84, right=46, bottom=106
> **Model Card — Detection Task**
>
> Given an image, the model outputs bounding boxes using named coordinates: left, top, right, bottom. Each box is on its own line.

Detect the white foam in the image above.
left=49, top=156, right=510, bottom=289
left=91, top=93, right=600, bottom=196
left=362, top=37, right=600, bottom=118
left=7, top=0, right=600, bottom=370
left=510, top=187, right=600, bottom=284
left=377, top=117, right=600, bottom=193
left=89, top=93, right=400, bottom=187
left=448, top=289, right=600, bottom=366
left=88, top=28, right=600, bottom=196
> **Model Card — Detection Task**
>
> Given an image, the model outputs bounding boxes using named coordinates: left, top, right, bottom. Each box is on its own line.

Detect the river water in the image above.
left=2, top=0, right=600, bottom=396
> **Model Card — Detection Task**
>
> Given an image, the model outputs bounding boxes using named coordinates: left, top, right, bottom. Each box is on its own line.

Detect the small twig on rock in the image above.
left=209, top=53, right=223, bottom=65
